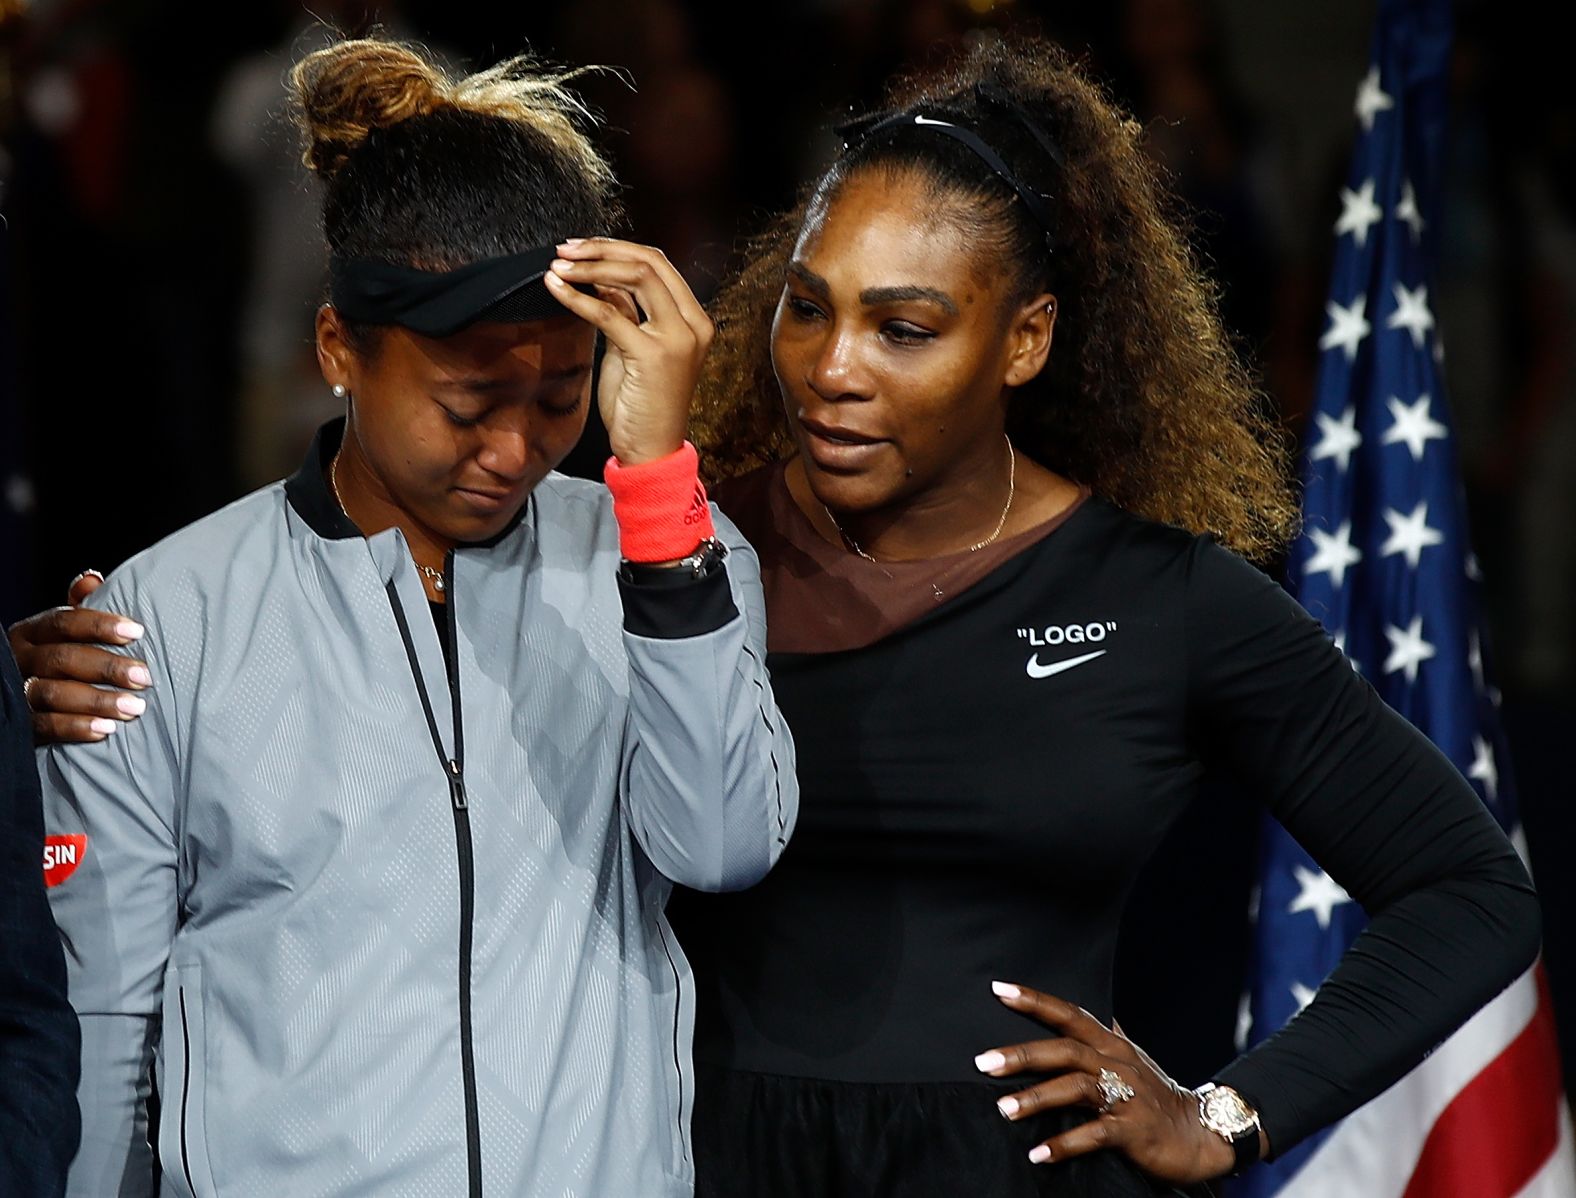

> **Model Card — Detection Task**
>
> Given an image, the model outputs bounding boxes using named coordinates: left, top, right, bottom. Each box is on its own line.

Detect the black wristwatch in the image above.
left=618, top=537, right=728, bottom=585
left=1194, top=1083, right=1263, bottom=1175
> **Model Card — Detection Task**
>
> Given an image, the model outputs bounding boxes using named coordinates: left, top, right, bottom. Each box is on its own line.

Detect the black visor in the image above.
left=328, top=246, right=592, bottom=338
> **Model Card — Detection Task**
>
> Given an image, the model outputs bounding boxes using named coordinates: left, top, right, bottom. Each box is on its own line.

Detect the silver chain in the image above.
left=330, top=451, right=446, bottom=594
left=824, top=435, right=1016, bottom=563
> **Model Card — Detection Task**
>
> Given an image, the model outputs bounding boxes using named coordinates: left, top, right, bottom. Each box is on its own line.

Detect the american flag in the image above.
left=1231, top=1, right=1575, bottom=1195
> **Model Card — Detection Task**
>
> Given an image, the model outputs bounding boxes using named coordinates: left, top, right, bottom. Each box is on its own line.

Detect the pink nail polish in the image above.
left=974, top=1051, right=1006, bottom=1073
left=997, top=1096, right=1019, bottom=1118
left=1029, top=1145, right=1052, bottom=1164
left=992, top=980, right=1021, bottom=999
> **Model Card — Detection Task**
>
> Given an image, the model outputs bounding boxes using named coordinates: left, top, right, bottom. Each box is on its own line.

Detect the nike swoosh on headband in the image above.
left=1025, top=649, right=1106, bottom=679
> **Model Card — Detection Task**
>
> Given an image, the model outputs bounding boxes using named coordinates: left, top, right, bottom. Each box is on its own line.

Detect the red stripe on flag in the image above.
left=1401, top=968, right=1565, bottom=1198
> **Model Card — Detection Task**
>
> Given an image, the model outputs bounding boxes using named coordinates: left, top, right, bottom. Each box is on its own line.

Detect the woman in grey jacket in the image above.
left=24, top=38, right=795, bottom=1198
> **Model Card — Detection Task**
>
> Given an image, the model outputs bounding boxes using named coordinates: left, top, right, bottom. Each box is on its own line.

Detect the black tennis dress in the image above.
left=667, top=463, right=1538, bottom=1197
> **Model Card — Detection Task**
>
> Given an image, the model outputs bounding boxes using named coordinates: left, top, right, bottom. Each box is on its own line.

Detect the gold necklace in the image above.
left=330, top=451, right=447, bottom=594
left=824, top=435, right=1016, bottom=563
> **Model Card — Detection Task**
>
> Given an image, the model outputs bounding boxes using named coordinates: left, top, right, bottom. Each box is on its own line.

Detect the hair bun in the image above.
left=290, top=39, right=452, bottom=178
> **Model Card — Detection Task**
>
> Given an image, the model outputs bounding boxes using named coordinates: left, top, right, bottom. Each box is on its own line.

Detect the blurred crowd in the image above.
left=2, top=0, right=1572, bottom=1080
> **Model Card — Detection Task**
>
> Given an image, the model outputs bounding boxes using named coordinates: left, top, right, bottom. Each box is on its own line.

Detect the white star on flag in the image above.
left=1320, top=295, right=1372, bottom=362
left=1395, top=178, right=1425, bottom=243
left=1386, top=283, right=1435, bottom=349
left=1235, top=991, right=1253, bottom=1052
left=1288, top=864, right=1353, bottom=930
left=1379, top=501, right=1445, bottom=569
left=1469, top=735, right=1499, bottom=801
left=1309, top=407, right=1363, bottom=472
left=1290, top=981, right=1319, bottom=1013
left=1382, top=394, right=1448, bottom=461
left=1304, top=521, right=1363, bottom=588
left=1354, top=65, right=1394, bottom=131
left=1335, top=179, right=1384, bottom=246
left=1469, top=630, right=1485, bottom=692
left=1383, top=614, right=1436, bottom=683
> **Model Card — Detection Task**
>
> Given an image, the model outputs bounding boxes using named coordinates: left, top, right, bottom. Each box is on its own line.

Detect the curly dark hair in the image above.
left=692, top=34, right=1298, bottom=561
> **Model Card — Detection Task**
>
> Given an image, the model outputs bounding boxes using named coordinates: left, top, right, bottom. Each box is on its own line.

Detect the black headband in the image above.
left=328, top=246, right=593, bottom=338
left=836, top=91, right=1062, bottom=240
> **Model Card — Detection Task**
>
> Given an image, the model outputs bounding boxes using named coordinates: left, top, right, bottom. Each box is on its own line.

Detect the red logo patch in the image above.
left=43, top=835, right=87, bottom=888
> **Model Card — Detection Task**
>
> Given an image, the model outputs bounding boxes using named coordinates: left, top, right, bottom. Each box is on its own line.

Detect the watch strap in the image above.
left=618, top=537, right=727, bottom=584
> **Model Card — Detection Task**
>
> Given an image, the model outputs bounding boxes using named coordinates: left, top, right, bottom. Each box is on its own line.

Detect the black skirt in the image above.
left=691, top=1064, right=1217, bottom=1198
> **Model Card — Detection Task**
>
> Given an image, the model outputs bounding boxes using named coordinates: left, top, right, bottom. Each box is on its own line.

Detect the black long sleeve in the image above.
left=677, top=484, right=1539, bottom=1175
left=1187, top=536, right=1541, bottom=1154
left=0, top=639, right=81, bottom=1196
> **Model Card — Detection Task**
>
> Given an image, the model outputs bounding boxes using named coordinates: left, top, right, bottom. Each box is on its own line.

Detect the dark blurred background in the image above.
left=2, top=0, right=1571, bottom=1092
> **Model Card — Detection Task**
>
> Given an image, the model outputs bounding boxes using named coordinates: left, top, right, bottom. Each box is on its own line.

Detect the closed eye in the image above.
left=539, top=393, right=584, bottom=416
left=882, top=321, right=936, bottom=346
left=785, top=296, right=826, bottom=322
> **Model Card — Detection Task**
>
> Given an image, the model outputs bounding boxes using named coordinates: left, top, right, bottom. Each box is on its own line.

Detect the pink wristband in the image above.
left=604, top=441, right=716, bottom=563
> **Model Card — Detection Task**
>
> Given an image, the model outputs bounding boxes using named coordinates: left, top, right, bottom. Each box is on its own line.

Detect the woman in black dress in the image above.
left=16, top=32, right=1539, bottom=1198
left=660, top=33, right=1538, bottom=1197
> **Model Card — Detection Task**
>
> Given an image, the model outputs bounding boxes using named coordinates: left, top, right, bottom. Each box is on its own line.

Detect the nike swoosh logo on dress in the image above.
left=1025, top=649, right=1107, bottom=679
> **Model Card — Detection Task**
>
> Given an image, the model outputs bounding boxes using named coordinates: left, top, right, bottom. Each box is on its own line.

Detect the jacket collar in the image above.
left=284, top=417, right=533, bottom=547
left=284, top=418, right=362, bottom=540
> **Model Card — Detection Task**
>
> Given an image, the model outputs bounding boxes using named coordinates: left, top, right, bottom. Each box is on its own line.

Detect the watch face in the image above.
left=1201, top=1086, right=1258, bottom=1137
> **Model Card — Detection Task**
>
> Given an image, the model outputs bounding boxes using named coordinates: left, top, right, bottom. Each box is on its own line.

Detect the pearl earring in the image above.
left=332, top=383, right=348, bottom=399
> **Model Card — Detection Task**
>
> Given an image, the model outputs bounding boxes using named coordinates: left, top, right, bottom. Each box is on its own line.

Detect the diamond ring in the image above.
left=1096, top=1067, right=1135, bottom=1112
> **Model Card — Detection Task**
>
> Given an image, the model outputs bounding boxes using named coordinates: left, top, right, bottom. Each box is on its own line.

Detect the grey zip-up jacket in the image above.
left=41, top=424, right=797, bottom=1197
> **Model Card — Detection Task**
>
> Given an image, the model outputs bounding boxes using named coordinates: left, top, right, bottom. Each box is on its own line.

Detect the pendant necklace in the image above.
left=824, top=435, right=1015, bottom=564
left=330, top=451, right=446, bottom=593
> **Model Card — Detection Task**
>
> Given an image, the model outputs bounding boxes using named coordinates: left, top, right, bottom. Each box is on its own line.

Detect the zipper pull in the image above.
left=447, top=758, right=467, bottom=810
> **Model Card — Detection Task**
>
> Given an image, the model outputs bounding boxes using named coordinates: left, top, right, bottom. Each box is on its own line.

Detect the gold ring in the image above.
left=22, top=676, right=39, bottom=706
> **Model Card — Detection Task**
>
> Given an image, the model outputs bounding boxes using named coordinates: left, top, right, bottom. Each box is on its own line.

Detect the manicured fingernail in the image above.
left=1029, top=1145, right=1052, bottom=1165
left=561, top=237, right=586, bottom=246
left=551, top=258, right=573, bottom=273
left=992, top=980, right=1021, bottom=999
left=90, top=718, right=118, bottom=736
left=975, top=1051, right=1006, bottom=1073
left=997, top=1096, right=1019, bottom=1118
left=115, top=621, right=145, bottom=640
left=116, top=695, right=146, bottom=717
left=127, top=666, right=152, bottom=688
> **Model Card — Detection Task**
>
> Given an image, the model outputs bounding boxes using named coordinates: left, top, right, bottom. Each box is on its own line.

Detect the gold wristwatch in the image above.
left=1194, top=1082, right=1263, bottom=1175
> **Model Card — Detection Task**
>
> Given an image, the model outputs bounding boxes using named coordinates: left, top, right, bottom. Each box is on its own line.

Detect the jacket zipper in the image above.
left=386, top=552, right=483, bottom=1197
left=178, top=987, right=197, bottom=1196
